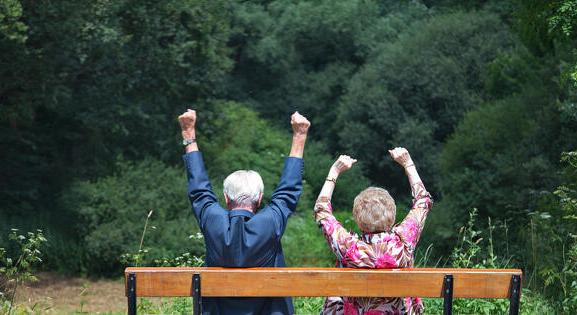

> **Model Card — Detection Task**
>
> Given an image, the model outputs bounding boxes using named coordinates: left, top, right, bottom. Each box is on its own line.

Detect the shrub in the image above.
left=423, top=209, right=556, bottom=314
left=0, top=229, right=47, bottom=314
left=60, top=158, right=203, bottom=275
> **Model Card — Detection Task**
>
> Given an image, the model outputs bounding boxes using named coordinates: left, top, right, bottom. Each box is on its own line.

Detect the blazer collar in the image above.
left=229, top=209, right=254, bottom=219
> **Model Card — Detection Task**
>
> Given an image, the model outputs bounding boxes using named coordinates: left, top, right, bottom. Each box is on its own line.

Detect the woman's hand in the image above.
left=329, top=155, right=358, bottom=177
left=389, top=147, right=414, bottom=169
left=318, top=155, right=356, bottom=214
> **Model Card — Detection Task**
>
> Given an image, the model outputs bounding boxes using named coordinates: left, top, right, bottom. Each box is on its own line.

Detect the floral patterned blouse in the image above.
left=314, top=183, right=433, bottom=315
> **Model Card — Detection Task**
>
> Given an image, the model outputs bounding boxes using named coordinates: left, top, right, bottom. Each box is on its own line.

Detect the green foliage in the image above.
left=438, top=60, right=577, bottom=221
left=283, top=214, right=333, bottom=267
left=0, top=0, right=234, bottom=221
left=0, top=0, right=27, bottom=43
left=549, top=0, right=577, bottom=38
left=0, top=229, right=47, bottom=314
left=438, top=88, right=577, bottom=299
left=60, top=158, right=204, bottom=275
left=532, top=151, right=577, bottom=312
left=293, top=297, right=325, bottom=314
left=423, top=210, right=556, bottom=314
left=201, top=101, right=370, bottom=211
left=131, top=296, right=325, bottom=314
left=229, top=0, right=428, bottom=148
left=338, top=9, right=520, bottom=193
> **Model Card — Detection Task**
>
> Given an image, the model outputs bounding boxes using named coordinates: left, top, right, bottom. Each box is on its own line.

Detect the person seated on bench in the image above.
left=314, top=148, right=433, bottom=315
left=178, top=109, right=310, bottom=315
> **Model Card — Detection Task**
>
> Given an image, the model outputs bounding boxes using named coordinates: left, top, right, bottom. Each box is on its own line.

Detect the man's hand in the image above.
left=330, top=155, right=357, bottom=176
left=288, top=111, right=310, bottom=158
left=178, top=109, right=198, bottom=153
left=178, top=109, right=196, bottom=132
left=389, top=147, right=414, bottom=169
left=291, top=111, right=310, bottom=136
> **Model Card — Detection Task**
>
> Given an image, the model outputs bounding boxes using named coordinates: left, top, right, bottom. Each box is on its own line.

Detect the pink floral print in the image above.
left=314, top=183, right=432, bottom=315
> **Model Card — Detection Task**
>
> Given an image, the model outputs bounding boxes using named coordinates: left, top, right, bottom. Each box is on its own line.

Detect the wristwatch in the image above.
left=182, top=138, right=196, bottom=146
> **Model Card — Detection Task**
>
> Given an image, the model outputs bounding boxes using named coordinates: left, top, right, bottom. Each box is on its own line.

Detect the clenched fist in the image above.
left=178, top=109, right=196, bottom=132
left=331, top=155, right=357, bottom=175
left=389, top=147, right=413, bottom=169
left=291, top=111, right=310, bottom=136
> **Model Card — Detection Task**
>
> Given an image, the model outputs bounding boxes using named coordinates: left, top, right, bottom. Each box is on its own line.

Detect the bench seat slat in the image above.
left=125, top=267, right=522, bottom=299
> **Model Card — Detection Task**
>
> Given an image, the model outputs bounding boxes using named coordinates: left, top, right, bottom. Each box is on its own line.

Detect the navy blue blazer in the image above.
left=183, top=151, right=303, bottom=315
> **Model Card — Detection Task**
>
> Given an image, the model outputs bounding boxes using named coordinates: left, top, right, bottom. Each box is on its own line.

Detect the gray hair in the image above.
left=352, top=187, right=396, bottom=233
left=223, top=170, right=264, bottom=209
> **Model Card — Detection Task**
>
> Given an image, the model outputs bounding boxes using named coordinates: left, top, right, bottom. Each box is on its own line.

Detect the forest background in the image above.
left=1, top=0, right=577, bottom=313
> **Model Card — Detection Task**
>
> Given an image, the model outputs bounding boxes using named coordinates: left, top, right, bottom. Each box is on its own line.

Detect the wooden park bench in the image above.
left=124, top=267, right=522, bottom=315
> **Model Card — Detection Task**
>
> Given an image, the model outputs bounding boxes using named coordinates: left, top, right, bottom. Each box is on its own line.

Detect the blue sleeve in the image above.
left=267, top=157, right=304, bottom=233
left=183, top=151, right=219, bottom=228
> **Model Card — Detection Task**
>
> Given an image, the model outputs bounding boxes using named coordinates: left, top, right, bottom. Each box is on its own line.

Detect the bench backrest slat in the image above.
left=125, top=267, right=522, bottom=298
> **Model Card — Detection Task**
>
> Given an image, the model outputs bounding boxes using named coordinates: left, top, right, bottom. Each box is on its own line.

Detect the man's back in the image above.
left=184, top=152, right=303, bottom=315
left=178, top=109, right=309, bottom=315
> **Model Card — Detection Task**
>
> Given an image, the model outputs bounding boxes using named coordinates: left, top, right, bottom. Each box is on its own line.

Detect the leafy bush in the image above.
left=423, top=210, right=556, bottom=314
left=283, top=213, right=333, bottom=267
left=60, top=158, right=203, bottom=275
left=338, top=9, right=521, bottom=194
left=529, top=151, right=577, bottom=313
left=0, top=229, right=47, bottom=314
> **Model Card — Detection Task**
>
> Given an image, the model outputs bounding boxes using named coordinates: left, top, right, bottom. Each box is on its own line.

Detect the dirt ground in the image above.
left=15, top=272, right=127, bottom=314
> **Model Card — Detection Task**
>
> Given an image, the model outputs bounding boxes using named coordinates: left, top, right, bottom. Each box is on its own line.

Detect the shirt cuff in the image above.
left=314, top=197, right=333, bottom=222
left=182, top=151, right=205, bottom=173
left=283, top=156, right=304, bottom=177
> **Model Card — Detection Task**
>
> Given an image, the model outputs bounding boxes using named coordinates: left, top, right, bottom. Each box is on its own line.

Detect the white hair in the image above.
left=223, top=170, right=264, bottom=209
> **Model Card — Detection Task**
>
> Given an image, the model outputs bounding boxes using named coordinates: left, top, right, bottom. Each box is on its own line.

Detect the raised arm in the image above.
left=288, top=111, right=309, bottom=158
left=178, top=109, right=219, bottom=227
left=316, top=155, right=357, bottom=207
left=269, top=112, right=310, bottom=216
left=314, top=156, right=377, bottom=265
left=389, top=147, right=433, bottom=247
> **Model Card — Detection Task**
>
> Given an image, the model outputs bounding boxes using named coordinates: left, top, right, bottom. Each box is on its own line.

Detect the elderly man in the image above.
left=178, top=109, right=310, bottom=315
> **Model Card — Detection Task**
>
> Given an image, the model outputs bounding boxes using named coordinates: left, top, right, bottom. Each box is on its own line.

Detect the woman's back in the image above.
left=313, top=149, right=432, bottom=315
left=315, top=191, right=432, bottom=315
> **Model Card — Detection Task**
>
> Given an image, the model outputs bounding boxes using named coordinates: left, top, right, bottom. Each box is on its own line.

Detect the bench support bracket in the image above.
left=443, top=274, right=453, bottom=315
left=193, top=273, right=201, bottom=314
left=509, top=274, right=521, bottom=315
left=127, top=272, right=137, bottom=315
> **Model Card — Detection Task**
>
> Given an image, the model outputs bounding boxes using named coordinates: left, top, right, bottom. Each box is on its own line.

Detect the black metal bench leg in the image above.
left=127, top=273, right=137, bottom=315
left=509, top=275, right=521, bottom=315
left=193, top=273, right=201, bottom=315
left=443, top=274, right=453, bottom=315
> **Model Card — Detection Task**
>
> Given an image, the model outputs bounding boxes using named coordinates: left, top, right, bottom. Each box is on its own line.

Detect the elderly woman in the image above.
left=314, top=147, right=433, bottom=315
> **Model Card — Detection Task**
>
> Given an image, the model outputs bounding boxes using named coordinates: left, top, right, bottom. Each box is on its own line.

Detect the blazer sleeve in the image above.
left=267, top=157, right=304, bottom=234
left=183, top=151, right=219, bottom=229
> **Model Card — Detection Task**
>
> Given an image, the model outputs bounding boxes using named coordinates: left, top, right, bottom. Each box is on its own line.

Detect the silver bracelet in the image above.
left=182, top=138, right=196, bottom=146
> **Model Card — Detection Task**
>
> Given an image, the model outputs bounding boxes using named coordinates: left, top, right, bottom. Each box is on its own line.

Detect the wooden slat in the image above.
left=125, top=267, right=522, bottom=298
